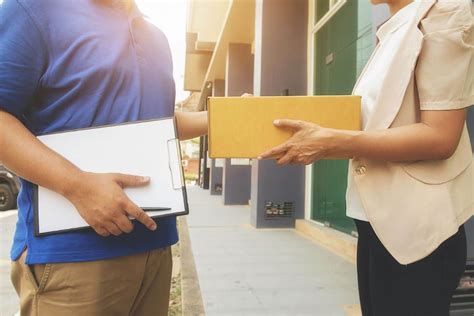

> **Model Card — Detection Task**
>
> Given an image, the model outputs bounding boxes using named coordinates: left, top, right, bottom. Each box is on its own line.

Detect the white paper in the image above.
left=215, top=158, right=225, bottom=168
left=230, top=159, right=250, bottom=166
left=37, top=119, right=186, bottom=234
left=206, top=153, right=212, bottom=169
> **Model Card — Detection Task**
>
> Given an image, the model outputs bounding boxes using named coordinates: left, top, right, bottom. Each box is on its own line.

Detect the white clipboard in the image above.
left=34, top=118, right=188, bottom=236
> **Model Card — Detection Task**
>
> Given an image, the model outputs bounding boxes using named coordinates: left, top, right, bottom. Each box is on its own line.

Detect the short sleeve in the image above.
left=0, top=0, right=48, bottom=118
left=416, top=1, right=473, bottom=111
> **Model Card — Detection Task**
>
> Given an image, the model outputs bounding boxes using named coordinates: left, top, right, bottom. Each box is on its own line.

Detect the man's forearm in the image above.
left=175, top=111, right=208, bottom=140
left=0, top=110, right=82, bottom=195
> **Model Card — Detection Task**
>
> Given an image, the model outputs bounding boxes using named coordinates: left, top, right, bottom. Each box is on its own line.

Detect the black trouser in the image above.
left=355, top=220, right=467, bottom=316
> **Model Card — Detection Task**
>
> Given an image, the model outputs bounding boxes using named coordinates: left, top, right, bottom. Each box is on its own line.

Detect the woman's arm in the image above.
left=259, top=109, right=467, bottom=165
left=175, top=111, right=208, bottom=140
left=260, top=2, right=472, bottom=166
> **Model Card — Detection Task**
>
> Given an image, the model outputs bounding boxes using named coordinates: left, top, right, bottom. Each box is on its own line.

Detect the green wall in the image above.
left=311, top=0, right=373, bottom=235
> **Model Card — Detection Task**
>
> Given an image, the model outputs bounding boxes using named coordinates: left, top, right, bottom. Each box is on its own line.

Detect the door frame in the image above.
left=305, top=0, right=348, bottom=221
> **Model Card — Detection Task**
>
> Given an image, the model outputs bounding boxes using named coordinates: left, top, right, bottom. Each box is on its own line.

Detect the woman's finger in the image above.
left=275, top=119, right=317, bottom=131
left=259, top=142, right=290, bottom=159
left=303, top=151, right=324, bottom=165
left=293, top=156, right=306, bottom=165
left=277, top=150, right=296, bottom=166
left=303, top=156, right=317, bottom=165
left=274, top=119, right=304, bottom=130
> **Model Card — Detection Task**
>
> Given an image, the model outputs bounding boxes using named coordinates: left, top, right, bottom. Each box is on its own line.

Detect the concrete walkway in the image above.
left=186, top=186, right=360, bottom=316
left=0, top=210, right=19, bottom=316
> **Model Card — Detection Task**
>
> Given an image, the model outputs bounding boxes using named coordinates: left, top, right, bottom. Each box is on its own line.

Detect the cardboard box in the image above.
left=208, top=96, right=361, bottom=159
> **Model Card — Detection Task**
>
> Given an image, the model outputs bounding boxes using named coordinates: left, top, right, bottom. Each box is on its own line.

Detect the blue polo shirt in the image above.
left=0, top=0, right=178, bottom=264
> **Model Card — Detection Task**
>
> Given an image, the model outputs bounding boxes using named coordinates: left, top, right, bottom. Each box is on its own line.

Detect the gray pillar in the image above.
left=209, top=80, right=225, bottom=195
left=222, top=43, right=254, bottom=205
left=250, top=0, right=307, bottom=228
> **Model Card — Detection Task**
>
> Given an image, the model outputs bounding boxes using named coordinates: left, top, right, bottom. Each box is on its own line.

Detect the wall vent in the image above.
left=451, top=264, right=474, bottom=314
left=264, top=201, right=294, bottom=219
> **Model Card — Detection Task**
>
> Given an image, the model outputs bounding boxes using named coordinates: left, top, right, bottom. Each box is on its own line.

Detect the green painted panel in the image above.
left=311, top=160, right=350, bottom=233
left=314, top=0, right=358, bottom=97
left=356, top=0, right=375, bottom=76
left=356, top=29, right=374, bottom=75
left=314, top=32, right=328, bottom=95
left=357, top=0, right=373, bottom=36
left=311, top=0, right=374, bottom=235
left=326, top=1, right=358, bottom=54
left=328, top=40, right=358, bottom=94
left=315, top=0, right=330, bottom=24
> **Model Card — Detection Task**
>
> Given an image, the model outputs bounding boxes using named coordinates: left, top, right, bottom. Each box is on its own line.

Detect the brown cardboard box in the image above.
left=208, top=96, right=361, bottom=158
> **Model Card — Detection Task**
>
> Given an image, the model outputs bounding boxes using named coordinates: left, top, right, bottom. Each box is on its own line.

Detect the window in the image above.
left=313, top=0, right=347, bottom=32
left=315, top=0, right=330, bottom=23
left=329, top=0, right=341, bottom=7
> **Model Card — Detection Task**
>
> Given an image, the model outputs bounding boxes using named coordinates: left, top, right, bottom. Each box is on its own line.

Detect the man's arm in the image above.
left=0, top=110, right=157, bottom=236
left=175, top=111, right=208, bottom=140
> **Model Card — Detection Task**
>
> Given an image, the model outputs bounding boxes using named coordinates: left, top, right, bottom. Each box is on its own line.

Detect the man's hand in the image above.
left=65, top=172, right=157, bottom=237
left=0, top=110, right=159, bottom=237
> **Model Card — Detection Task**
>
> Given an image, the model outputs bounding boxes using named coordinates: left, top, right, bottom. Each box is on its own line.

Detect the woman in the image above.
left=260, top=0, right=473, bottom=315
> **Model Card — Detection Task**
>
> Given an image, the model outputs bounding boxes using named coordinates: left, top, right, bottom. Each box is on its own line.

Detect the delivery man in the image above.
left=0, top=0, right=207, bottom=315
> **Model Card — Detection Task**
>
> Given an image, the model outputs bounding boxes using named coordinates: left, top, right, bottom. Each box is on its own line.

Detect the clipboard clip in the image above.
left=167, top=138, right=184, bottom=190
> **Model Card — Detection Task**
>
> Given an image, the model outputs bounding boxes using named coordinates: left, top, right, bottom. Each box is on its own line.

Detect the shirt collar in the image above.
left=376, top=1, right=418, bottom=42
left=94, top=0, right=144, bottom=19
left=129, top=2, right=145, bottom=20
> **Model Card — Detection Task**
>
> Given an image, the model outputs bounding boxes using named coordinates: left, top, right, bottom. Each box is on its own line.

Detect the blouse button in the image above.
left=355, top=166, right=367, bottom=175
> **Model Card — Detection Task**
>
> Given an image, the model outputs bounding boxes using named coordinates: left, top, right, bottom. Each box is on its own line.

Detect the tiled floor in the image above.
left=186, top=186, right=360, bottom=316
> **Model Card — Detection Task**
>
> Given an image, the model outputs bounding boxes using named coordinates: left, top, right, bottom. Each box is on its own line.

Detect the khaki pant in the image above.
left=11, top=248, right=172, bottom=316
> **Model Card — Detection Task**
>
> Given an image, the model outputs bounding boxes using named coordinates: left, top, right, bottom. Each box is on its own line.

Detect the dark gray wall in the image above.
left=254, top=0, right=308, bottom=96
left=251, top=0, right=307, bottom=228
left=222, top=43, right=253, bottom=205
left=223, top=160, right=251, bottom=205
left=210, top=159, right=224, bottom=195
left=209, top=79, right=225, bottom=195
left=226, top=43, right=254, bottom=96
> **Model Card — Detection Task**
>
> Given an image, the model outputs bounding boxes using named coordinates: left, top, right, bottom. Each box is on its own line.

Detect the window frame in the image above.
left=313, top=0, right=347, bottom=33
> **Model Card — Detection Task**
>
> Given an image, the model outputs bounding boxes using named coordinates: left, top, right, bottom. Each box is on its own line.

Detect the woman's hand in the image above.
left=258, top=119, right=340, bottom=166
left=259, top=108, right=468, bottom=165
